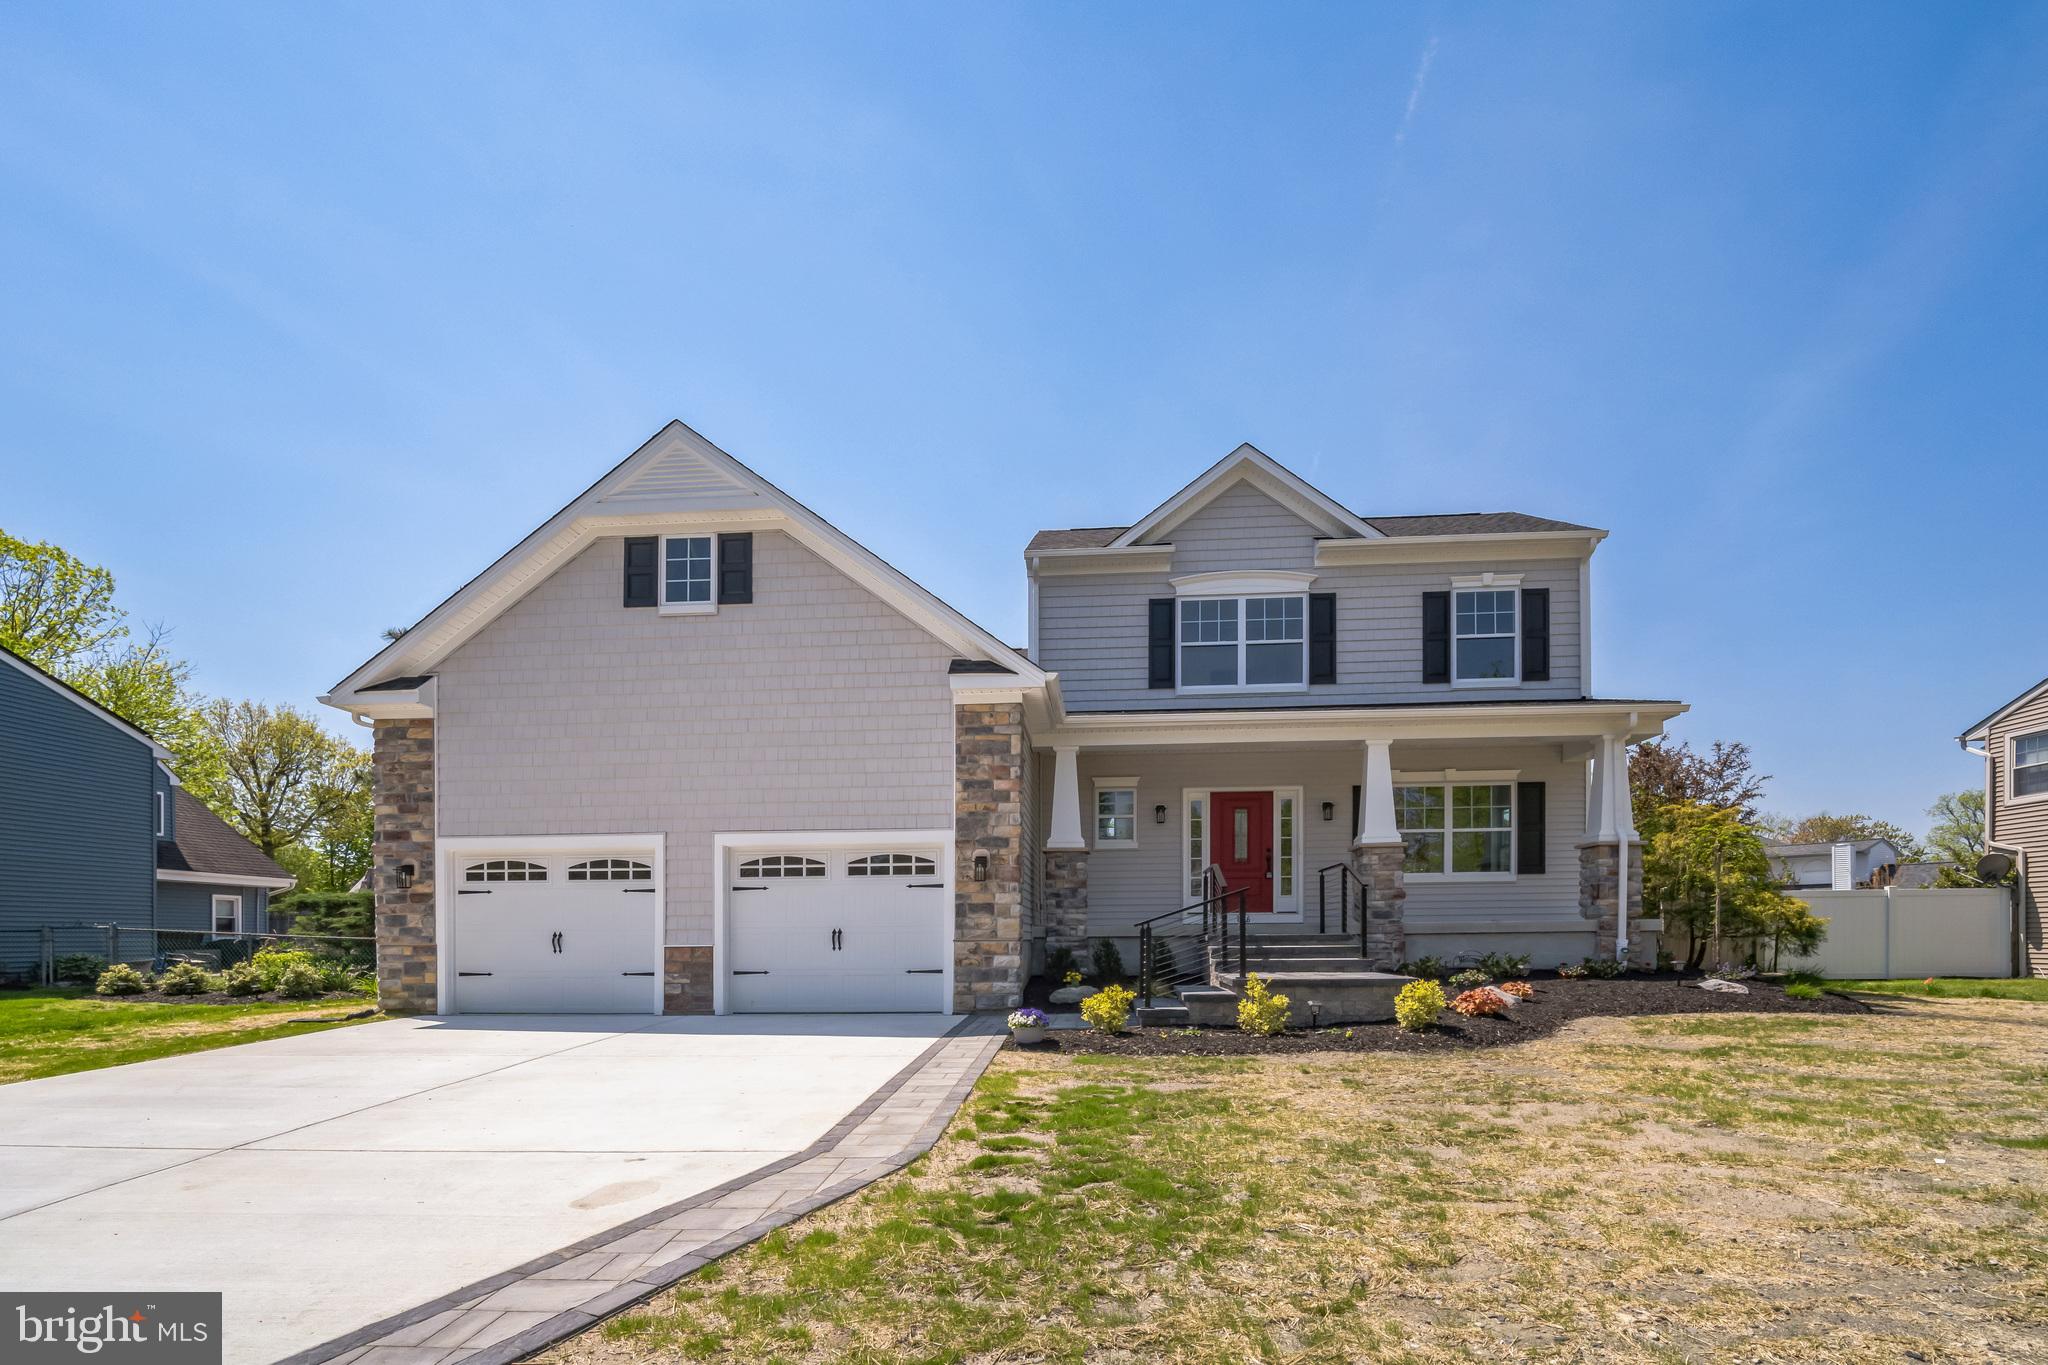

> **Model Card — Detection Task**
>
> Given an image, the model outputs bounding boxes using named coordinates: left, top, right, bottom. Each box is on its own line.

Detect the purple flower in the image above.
left=1007, top=1008, right=1049, bottom=1030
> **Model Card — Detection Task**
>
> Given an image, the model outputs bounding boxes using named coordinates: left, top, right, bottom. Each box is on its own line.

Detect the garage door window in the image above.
left=738, top=855, right=826, bottom=878
left=465, top=859, right=548, bottom=882
left=568, top=858, right=652, bottom=881
left=847, top=853, right=938, bottom=877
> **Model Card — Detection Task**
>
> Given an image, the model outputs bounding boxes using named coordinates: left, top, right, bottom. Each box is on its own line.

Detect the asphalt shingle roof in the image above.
left=1026, top=511, right=1594, bottom=551
left=157, top=788, right=293, bottom=884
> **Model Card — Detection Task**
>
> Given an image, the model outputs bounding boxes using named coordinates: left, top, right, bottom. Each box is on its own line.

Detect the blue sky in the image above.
left=4, top=2, right=2044, bottom=837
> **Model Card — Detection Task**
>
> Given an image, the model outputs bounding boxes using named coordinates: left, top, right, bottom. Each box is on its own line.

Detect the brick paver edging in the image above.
left=289, top=1017, right=1009, bottom=1365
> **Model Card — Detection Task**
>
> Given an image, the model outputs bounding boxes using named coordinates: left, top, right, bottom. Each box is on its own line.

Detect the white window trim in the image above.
left=1176, top=594, right=1310, bottom=695
left=2008, top=729, right=2048, bottom=806
left=1394, top=770, right=1520, bottom=881
left=1093, top=777, right=1139, bottom=848
left=1180, top=786, right=1303, bottom=919
left=211, top=894, right=243, bottom=933
left=1448, top=572, right=1523, bottom=689
left=659, top=533, right=719, bottom=616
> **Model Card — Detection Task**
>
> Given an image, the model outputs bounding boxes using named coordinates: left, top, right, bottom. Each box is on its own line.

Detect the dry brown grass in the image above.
left=546, top=998, right=2048, bottom=1364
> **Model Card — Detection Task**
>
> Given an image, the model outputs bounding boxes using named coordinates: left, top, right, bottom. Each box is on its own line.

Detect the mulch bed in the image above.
left=1015, top=975, right=1872, bottom=1056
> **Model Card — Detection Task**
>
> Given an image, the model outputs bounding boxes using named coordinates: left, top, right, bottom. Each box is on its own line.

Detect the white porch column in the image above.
left=1612, top=735, right=1639, bottom=844
left=1046, top=745, right=1087, bottom=850
left=1354, top=739, right=1400, bottom=847
left=1588, top=735, right=1621, bottom=843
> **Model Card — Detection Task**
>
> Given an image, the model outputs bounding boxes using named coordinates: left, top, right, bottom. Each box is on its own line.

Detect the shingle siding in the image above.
left=1035, top=483, right=1584, bottom=710
left=0, top=659, right=157, bottom=971
left=1986, top=689, right=2048, bottom=974
left=435, top=530, right=957, bottom=947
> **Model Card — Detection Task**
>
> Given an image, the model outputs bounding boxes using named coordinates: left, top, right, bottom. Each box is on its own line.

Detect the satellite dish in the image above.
left=1976, top=852, right=2013, bottom=882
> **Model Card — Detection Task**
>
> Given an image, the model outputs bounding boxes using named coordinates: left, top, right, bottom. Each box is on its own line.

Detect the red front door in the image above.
left=1211, top=791, right=1274, bottom=913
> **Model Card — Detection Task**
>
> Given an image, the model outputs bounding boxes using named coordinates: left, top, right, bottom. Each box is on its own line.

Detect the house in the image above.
left=1763, top=838, right=1904, bottom=890
left=0, top=645, right=294, bottom=978
left=1961, top=678, right=2048, bottom=977
left=323, top=423, right=1685, bottom=1017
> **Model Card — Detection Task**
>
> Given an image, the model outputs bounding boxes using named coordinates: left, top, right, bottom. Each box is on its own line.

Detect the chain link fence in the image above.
left=1, top=924, right=373, bottom=987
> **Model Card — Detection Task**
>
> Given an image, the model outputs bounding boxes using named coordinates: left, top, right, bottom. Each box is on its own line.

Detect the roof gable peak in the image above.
left=1111, top=443, right=1380, bottom=547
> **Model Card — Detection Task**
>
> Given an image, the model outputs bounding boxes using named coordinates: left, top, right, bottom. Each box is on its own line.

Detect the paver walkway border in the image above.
left=288, top=1015, right=1008, bottom=1365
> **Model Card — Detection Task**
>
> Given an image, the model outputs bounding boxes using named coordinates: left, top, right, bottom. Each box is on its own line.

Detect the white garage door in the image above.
left=452, top=854, right=661, bottom=1013
left=727, top=848, right=949, bottom=1012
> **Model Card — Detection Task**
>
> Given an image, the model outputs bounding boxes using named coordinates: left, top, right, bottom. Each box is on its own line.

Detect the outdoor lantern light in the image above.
left=1154, top=804, right=1167, bottom=824
left=397, top=863, right=416, bottom=890
left=972, top=851, right=990, bottom=882
left=1320, top=801, right=1335, bottom=822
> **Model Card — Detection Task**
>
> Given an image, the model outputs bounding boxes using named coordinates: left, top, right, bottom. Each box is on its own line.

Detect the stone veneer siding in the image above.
left=1578, top=841, right=1648, bottom=964
left=954, top=702, right=1025, bottom=1012
left=372, top=719, right=437, bottom=1013
left=664, top=945, right=713, bottom=1014
left=1043, top=850, right=1089, bottom=953
left=1348, top=842, right=1407, bottom=968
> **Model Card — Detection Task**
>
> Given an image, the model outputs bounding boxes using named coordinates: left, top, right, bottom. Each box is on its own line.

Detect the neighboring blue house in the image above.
left=1, top=644, right=294, bottom=978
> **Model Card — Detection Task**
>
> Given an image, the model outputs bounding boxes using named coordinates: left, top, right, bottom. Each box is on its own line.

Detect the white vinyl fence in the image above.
left=1775, top=887, right=2015, bottom=979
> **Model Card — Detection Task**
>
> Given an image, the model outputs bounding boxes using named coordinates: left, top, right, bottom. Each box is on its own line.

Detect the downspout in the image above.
left=1962, top=734, right=2027, bottom=976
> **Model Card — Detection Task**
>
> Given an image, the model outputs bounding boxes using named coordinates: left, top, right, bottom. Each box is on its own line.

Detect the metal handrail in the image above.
left=1136, top=879, right=1248, bottom=1006
left=1315, top=863, right=1371, bottom=959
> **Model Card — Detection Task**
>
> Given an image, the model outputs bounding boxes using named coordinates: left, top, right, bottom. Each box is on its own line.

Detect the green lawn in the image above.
left=1828, top=976, right=2048, bottom=1001
left=543, top=997, right=2048, bottom=1365
left=0, top=988, right=375, bottom=1084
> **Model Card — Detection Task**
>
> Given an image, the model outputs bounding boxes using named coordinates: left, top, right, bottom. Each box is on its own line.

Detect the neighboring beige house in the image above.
left=324, top=424, right=1686, bottom=1017
left=1961, top=679, right=2048, bottom=977
left=1763, top=838, right=1906, bottom=891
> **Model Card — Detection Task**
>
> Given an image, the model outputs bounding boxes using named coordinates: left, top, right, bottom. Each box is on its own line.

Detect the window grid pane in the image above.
left=1278, top=798, right=1295, bottom=896
left=1187, top=799, right=1205, bottom=898
left=665, top=536, right=712, bottom=603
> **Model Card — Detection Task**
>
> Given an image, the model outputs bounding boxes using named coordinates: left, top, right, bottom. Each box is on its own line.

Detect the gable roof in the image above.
left=1027, top=510, right=1597, bottom=552
left=1108, top=444, right=1382, bottom=548
left=1763, top=838, right=1900, bottom=857
left=0, top=642, right=172, bottom=762
left=156, top=788, right=294, bottom=886
left=1961, top=676, right=2048, bottom=742
left=325, top=421, right=1045, bottom=708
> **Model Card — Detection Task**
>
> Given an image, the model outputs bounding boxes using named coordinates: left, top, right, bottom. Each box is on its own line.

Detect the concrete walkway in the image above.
left=0, top=1013, right=979, bottom=1365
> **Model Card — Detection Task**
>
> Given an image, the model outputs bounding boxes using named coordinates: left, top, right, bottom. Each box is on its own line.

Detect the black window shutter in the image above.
left=1422, top=591, right=1451, bottom=684
left=623, top=537, right=657, bottom=608
left=1308, top=592, right=1336, bottom=686
left=1147, top=599, right=1176, bottom=689
left=717, top=532, right=754, bottom=604
left=1517, top=781, right=1546, bottom=875
left=1350, top=785, right=1361, bottom=840
left=1521, top=587, right=1550, bottom=682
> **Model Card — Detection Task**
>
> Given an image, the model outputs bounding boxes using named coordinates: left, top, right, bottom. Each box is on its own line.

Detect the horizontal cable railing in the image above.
left=1134, top=869, right=1251, bottom=1006
left=1314, top=862, right=1371, bottom=960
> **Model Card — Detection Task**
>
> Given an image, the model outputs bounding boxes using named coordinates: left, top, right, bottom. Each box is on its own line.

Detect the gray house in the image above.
left=1962, top=677, right=2048, bottom=977
left=326, top=424, right=1686, bottom=1017
left=0, top=645, right=293, bottom=977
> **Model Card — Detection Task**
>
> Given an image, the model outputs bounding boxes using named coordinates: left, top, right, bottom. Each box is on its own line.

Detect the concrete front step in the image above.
left=1214, top=955, right=1379, bottom=974
left=1134, top=1002, right=1191, bottom=1027
left=1180, top=972, right=1412, bottom=1026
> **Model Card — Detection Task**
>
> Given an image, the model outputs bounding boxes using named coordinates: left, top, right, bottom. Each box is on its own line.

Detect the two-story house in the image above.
left=1, top=645, right=294, bottom=979
left=1961, top=679, right=2048, bottom=977
left=323, top=424, right=1683, bottom=1017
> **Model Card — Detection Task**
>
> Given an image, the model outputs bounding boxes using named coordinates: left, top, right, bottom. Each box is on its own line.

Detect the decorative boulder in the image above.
left=1049, top=985, right=1099, bottom=1005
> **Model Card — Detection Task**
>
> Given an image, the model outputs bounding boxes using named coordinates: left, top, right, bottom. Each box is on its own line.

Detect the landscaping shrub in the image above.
left=95, top=964, right=148, bottom=996
left=1090, top=938, right=1126, bottom=984
left=1479, top=951, right=1531, bottom=980
left=1450, top=986, right=1507, bottom=1017
left=221, top=962, right=265, bottom=996
left=270, top=890, right=372, bottom=938
left=156, top=962, right=215, bottom=996
left=1447, top=968, right=1490, bottom=991
left=1784, top=981, right=1823, bottom=1000
left=1079, top=983, right=1134, bottom=1033
left=1394, top=978, right=1446, bottom=1031
left=315, top=962, right=358, bottom=993
left=1398, top=956, right=1445, bottom=980
left=251, top=947, right=316, bottom=991
left=1045, top=946, right=1078, bottom=984
left=56, top=953, right=107, bottom=985
left=1496, top=980, right=1533, bottom=999
left=1581, top=957, right=1623, bottom=979
left=1235, top=973, right=1290, bottom=1035
left=274, top=961, right=323, bottom=1000
left=1556, top=961, right=1591, bottom=979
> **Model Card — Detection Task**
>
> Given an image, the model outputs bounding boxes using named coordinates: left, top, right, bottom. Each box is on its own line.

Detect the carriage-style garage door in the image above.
left=451, top=852, right=661, bottom=1013
left=726, top=846, right=949, bottom=1013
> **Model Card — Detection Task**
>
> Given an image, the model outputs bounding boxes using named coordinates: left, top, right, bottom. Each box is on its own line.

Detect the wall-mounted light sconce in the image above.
left=397, top=863, right=416, bottom=890
left=1154, top=804, right=1168, bottom=825
left=972, top=852, right=990, bottom=882
left=1320, top=802, right=1335, bottom=822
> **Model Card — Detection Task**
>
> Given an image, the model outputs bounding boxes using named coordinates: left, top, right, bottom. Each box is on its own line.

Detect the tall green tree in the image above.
left=1642, top=801, right=1824, bottom=970
left=0, top=528, right=126, bottom=671
left=1631, top=738, right=1769, bottom=825
left=1925, top=789, right=2006, bottom=886
left=199, top=699, right=352, bottom=857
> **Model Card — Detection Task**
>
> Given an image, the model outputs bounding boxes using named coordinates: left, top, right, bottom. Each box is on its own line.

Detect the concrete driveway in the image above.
left=0, top=1013, right=957, bottom=1365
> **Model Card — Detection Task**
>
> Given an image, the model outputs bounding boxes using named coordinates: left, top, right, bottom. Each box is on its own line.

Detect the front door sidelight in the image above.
left=1211, top=790, right=1275, bottom=913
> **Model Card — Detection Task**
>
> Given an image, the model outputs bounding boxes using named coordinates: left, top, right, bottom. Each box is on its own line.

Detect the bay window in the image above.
left=1397, top=781, right=1514, bottom=877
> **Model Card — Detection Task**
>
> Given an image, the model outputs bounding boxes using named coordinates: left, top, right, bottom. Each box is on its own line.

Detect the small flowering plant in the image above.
left=1063, top=969, right=1083, bottom=986
left=1496, top=980, right=1534, bottom=999
left=1007, top=1008, right=1049, bottom=1031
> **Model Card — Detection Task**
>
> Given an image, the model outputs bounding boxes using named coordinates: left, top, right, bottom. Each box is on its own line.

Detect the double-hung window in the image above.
left=1179, top=595, right=1305, bottom=690
left=1453, top=589, right=1517, bottom=683
left=2014, top=731, right=2048, bottom=799
left=1095, top=784, right=1136, bottom=847
left=661, top=535, right=715, bottom=614
left=1396, top=781, right=1514, bottom=877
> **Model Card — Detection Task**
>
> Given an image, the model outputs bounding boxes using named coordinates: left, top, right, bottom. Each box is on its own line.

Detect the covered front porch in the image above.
left=1029, top=701, right=1681, bottom=982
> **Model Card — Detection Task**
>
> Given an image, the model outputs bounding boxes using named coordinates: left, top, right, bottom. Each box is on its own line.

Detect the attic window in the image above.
left=661, top=535, right=715, bottom=614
